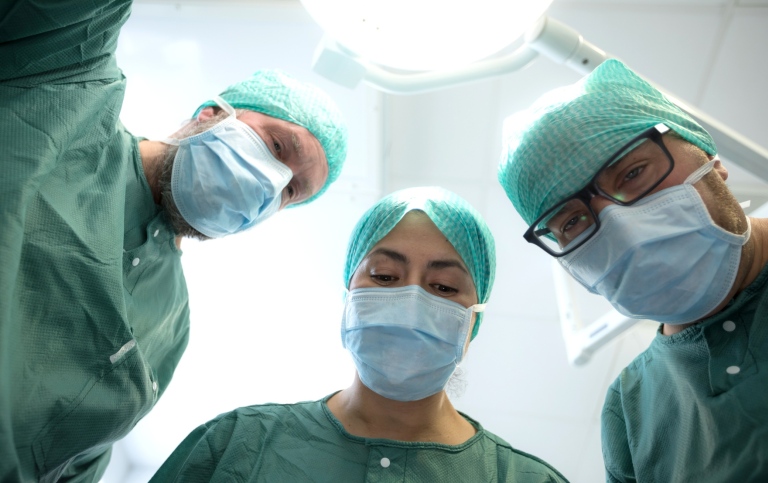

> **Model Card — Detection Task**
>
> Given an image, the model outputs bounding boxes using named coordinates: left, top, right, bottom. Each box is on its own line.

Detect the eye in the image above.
left=286, top=185, right=295, bottom=199
left=273, top=140, right=282, bottom=157
left=371, top=274, right=397, bottom=285
left=562, top=214, right=584, bottom=232
left=624, top=165, right=643, bottom=181
left=432, top=284, right=458, bottom=295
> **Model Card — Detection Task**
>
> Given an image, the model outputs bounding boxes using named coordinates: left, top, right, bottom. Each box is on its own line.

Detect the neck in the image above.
left=663, top=216, right=768, bottom=336
left=326, top=376, right=475, bottom=445
left=139, top=139, right=183, bottom=249
left=139, top=139, right=168, bottom=204
left=741, top=217, right=768, bottom=290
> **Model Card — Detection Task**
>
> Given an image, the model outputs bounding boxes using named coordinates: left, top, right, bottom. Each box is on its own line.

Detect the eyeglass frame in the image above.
left=523, top=123, right=676, bottom=257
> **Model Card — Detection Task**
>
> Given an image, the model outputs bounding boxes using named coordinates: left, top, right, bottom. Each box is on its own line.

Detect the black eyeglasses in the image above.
left=524, top=123, right=675, bottom=257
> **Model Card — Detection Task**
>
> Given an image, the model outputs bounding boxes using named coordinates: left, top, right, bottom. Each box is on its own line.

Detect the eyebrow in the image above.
left=367, top=248, right=469, bottom=274
left=427, top=259, right=469, bottom=274
left=288, top=129, right=323, bottom=204
left=282, top=130, right=307, bottom=203
left=367, top=248, right=408, bottom=264
left=602, top=141, right=654, bottom=174
left=291, top=132, right=302, bottom=156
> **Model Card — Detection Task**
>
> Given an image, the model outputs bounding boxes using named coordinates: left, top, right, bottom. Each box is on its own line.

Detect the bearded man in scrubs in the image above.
left=0, top=1, right=347, bottom=481
left=498, top=59, right=768, bottom=482
left=150, top=187, right=569, bottom=483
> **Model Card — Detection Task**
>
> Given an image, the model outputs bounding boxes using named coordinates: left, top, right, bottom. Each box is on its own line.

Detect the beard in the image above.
left=154, top=110, right=234, bottom=241
left=701, top=164, right=749, bottom=236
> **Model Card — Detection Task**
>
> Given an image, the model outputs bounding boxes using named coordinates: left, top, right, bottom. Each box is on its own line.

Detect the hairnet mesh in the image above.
left=497, top=59, right=716, bottom=226
left=343, top=187, right=496, bottom=340
left=193, top=69, right=348, bottom=205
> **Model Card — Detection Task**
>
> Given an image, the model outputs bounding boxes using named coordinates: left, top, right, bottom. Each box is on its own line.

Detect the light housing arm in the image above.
left=311, top=16, right=606, bottom=94
left=312, top=37, right=540, bottom=94
left=309, top=13, right=768, bottom=365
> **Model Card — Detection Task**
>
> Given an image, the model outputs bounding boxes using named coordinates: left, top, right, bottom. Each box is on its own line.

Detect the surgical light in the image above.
left=300, top=0, right=552, bottom=72
left=300, top=0, right=768, bottom=365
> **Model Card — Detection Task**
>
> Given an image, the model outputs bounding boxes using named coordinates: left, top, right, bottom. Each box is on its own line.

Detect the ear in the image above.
left=196, top=106, right=218, bottom=122
left=710, top=154, right=729, bottom=181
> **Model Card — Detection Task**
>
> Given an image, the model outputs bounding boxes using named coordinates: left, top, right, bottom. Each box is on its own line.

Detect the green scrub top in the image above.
left=0, top=1, right=190, bottom=481
left=150, top=394, right=569, bottom=483
left=601, top=262, right=768, bottom=482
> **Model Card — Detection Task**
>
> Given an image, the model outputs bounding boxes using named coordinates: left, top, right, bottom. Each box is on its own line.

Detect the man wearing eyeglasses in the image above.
left=498, top=59, right=767, bottom=482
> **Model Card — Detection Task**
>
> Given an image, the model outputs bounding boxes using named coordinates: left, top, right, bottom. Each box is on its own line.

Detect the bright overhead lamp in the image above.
left=300, top=1, right=768, bottom=365
left=300, top=0, right=553, bottom=72
left=302, top=10, right=607, bottom=94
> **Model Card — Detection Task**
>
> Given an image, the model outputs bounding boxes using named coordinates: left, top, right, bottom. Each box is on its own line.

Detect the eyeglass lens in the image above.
left=533, top=136, right=671, bottom=254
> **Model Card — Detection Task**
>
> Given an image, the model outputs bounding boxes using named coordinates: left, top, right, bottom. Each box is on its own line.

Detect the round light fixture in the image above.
left=300, top=0, right=553, bottom=72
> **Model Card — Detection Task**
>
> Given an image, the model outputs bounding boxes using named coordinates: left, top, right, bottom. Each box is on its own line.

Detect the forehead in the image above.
left=370, top=212, right=464, bottom=263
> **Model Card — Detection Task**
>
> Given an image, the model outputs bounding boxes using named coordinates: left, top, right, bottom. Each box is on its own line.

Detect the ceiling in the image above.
left=107, top=1, right=768, bottom=482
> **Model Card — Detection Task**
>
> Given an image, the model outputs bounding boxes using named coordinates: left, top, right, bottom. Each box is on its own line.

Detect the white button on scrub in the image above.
left=132, top=258, right=140, bottom=267
left=723, top=320, right=736, bottom=332
left=153, top=229, right=160, bottom=237
left=152, top=381, right=158, bottom=392
left=380, top=457, right=390, bottom=468
left=726, top=366, right=741, bottom=375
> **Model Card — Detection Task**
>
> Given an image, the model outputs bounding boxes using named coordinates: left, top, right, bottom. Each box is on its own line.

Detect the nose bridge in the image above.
left=589, top=193, right=615, bottom=216
left=578, top=181, right=613, bottom=217
left=403, top=269, right=426, bottom=290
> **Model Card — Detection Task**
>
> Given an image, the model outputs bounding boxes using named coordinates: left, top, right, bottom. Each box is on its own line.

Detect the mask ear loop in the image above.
left=162, top=96, right=237, bottom=147
left=213, top=95, right=237, bottom=118
left=684, top=159, right=718, bottom=185
left=741, top=217, right=752, bottom=244
left=470, top=303, right=486, bottom=313
left=739, top=200, right=752, bottom=242
left=686, top=157, right=752, bottom=242
left=457, top=303, right=486, bottom=364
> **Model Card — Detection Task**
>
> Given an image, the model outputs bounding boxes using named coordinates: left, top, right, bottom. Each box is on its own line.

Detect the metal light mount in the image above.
left=311, top=16, right=607, bottom=94
left=311, top=14, right=768, bottom=365
left=312, top=14, right=768, bottom=182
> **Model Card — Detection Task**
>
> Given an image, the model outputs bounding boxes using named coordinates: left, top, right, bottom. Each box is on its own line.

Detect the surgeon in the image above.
left=0, top=1, right=347, bottom=481
left=149, top=187, right=569, bottom=482
left=498, top=59, right=768, bottom=482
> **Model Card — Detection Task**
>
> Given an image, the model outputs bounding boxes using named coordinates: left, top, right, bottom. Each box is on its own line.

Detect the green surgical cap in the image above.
left=194, top=69, right=348, bottom=205
left=498, top=59, right=716, bottom=226
left=343, top=187, right=496, bottom=340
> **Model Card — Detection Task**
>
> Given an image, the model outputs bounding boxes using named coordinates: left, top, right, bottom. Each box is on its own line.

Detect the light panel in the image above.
left=300, top=0, right=553, bottom=71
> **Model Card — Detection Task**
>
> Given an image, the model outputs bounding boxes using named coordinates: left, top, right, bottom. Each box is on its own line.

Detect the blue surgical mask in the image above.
left=167, top=96, right=293, bottom=238
left=341, top=285, right=486, bottom=401
left=560, top=160, right=751, bottom=324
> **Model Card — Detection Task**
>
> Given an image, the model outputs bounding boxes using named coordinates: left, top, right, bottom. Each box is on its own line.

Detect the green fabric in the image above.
left=498, top=59, right=717, bottom=226
left=342, top=187, right=496, bottom=339
left=194, top=70, right=348, bottom=205
left=601, top=262, right=768, bottom=482
left=151, top=394, right=569, bottom=483
left=0, top=1, right=190, bottom=481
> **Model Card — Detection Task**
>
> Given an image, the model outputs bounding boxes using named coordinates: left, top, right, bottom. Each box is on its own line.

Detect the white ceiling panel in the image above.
left=549, top=4, right=724, bottom=102
left=555, top=0, right=728, bottom=4
left=575, top=422, right=607, bottom=483
left=453, top=310, right=656, bottom=481
left=481, top=184, right=564, bottom=321
left=499, top=417, right=598, bottom=482
left=698, top=7, right=768, bottom=179
left=457, top=315, right=625, bottom=422
left=384, top=78, right=506, bottom=183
